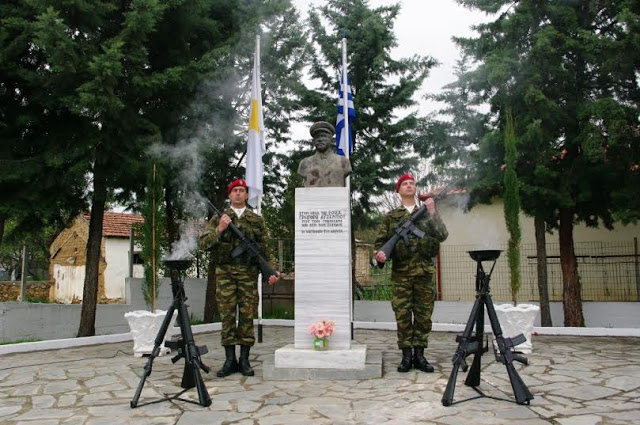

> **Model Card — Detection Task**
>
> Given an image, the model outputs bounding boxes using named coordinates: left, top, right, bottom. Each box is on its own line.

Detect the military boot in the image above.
left=239, top=345, right=255, bottom=376
left=413, top=347, right=434, bottom=373
left=216, top=345, right=238, bottom=377
left=397, top=347, right=413, bottom=372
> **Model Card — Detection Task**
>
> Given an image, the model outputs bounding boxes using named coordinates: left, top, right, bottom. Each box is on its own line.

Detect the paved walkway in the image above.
left=0, top=327, right=639, bottom=424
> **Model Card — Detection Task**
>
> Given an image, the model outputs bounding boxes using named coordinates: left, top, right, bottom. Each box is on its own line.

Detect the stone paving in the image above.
left=0, top=327, right=639, bottom=424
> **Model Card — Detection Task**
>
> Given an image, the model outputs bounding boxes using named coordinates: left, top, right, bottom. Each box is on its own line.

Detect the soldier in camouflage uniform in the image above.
left=374, top=173, right=448, bottom=373
left=200, top=179, right=280, bottom=377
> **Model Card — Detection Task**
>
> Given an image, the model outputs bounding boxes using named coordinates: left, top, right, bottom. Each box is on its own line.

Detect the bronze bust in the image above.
left=297, top=121, right=352, bottom=187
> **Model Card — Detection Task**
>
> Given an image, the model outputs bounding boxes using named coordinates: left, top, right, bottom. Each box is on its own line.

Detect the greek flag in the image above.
left=336, top=76, right=355, bottom=156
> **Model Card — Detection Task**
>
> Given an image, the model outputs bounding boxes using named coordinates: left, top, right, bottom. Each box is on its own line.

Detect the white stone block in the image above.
left=294, top=187, right=352, bottom=350
left=274, top=344, right=367, bottom=369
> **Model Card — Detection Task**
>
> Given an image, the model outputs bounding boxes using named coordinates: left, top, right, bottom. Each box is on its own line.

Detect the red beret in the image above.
left=395, top=173, right=415, bottom=192
left=227, top=179, right=247, bottom=194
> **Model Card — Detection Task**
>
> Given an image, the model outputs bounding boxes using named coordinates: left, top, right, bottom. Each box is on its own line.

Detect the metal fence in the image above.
left=412, top=240, right=639, bottom=302
left=261, top=238, right=640, bottom=303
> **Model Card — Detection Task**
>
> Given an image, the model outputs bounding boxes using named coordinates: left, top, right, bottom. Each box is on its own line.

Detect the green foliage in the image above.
left=263, top=305, right=294, bottom=320
left=158, top=0, right=309, bottom=219
left=0, top=1, right=89, bottom=244
left=0, top=0, right=310, bottom=335
left=262, top=171, right=302, bottom=237
left=360, top=284, right=393, bottom=301
left=503, top=112, right=521, bottom=303
left=25, top=296, right=51, bottom=304
left=0, top=219, right=53, bottom=281
left=455, top=0, right=640, bottom=229
left=136, top=163, right=167, bottom=311
left=189, top=314, right=204, bottom=326
left=0, top=338, right=40, bottom=346
left=419, top=54, right=491, bottom=191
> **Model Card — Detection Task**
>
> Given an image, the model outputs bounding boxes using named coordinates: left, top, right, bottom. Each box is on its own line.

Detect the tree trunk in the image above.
left=0, top=212, right=5, bottom=246
left=558, top=207, right=585, bottom=327
left=203, top=255, right=219, bottom=323
left=534, top=215, right=552, bottom=326
left=77, top=167, right=107, bottom=337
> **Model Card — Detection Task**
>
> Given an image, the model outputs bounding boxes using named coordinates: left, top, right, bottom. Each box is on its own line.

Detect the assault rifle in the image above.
left=376, top=185, right=449, bottom=263
left=205, top=198, right=277, bottom=282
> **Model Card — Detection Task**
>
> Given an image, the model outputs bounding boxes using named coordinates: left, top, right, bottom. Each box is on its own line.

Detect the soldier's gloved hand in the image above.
left=374, top=250, right=386, bottom=263
left=217, top=214, right=232, bottom=234
left=268, top=272, right=281, bottom=286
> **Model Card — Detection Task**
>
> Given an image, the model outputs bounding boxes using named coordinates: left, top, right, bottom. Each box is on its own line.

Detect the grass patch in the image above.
left=262, top=305, right=294, bottom=320
left=360, top=262, right=395, bottom=300
left=360, top=284, right=393, bottom=301
left=189, top=315, right=204, bottom=326
left=26, top=296, right=52, bottom=303
left=0, top=338, right=40, bottom=345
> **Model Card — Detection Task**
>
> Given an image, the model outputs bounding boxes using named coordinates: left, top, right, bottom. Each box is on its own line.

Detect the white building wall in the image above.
left=438, top=194, right=640, bottom=247
left=52, top=264, right=85, bottom=304
left=104, top=238, right=143, bottom=300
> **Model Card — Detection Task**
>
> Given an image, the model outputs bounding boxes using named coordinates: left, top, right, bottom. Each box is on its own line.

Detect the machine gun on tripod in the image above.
left=205, top=198, right=277, bottom=282
left=441, top=250, right=533, bottom=406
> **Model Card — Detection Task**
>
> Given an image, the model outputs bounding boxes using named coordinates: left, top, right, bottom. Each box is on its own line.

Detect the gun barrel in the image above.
left=418, top=184, right=451, bottom=202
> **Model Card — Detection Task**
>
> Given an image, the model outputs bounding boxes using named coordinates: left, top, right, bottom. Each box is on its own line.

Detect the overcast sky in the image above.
left=290, top=0, right=490, bottom=119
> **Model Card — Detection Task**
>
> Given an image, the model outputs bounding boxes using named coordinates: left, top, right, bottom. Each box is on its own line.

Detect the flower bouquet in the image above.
left=309, top=320, right=335, bottom=351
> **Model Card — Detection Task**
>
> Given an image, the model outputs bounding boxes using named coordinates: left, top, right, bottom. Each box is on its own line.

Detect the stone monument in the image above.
left=264, top=122, right=381, bottom=380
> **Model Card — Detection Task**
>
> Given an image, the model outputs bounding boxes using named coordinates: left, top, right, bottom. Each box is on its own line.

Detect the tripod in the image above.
left=131, top=260, right=211, bottom=408
left=441, top=250, right=533, bottom=406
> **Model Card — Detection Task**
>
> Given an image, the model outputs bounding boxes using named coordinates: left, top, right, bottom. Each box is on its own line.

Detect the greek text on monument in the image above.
left=299, top=209, right=347, bottom=233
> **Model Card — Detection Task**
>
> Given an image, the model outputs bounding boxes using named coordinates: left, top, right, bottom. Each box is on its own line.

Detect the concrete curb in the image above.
left=354, top=321, right=640, bottom=337
left=1, top=319, right=637, bottom=356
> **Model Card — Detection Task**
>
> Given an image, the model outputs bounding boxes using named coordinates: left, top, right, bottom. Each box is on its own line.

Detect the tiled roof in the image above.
left=82, top=211, right=144, bottom=238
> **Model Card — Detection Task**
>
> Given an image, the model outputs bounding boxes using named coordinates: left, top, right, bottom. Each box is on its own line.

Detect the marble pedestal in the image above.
left=494, top=303, right=540, bottom=353
left=124, top=310, right=177, bottom=357
left=269, top=188, right=380, bottom=379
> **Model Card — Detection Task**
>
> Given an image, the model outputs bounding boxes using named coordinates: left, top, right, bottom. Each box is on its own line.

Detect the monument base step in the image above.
left=275, top=344, right=367, bottom=369
left=263, top=348, right=382, bottom=380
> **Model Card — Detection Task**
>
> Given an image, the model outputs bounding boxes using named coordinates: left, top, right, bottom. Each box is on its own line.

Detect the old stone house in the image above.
left=49, top=212, right=144, bottom=303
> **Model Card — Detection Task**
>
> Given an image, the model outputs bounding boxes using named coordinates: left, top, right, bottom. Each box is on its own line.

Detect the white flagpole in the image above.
left=342, top=36, right=354, bottom=338
left=253, top=34, right=266, bottom=343
left=342, top=37, right=350, bottom=164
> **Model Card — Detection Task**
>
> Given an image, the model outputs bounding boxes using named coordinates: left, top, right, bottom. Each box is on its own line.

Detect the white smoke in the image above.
left=148, top=72, right=245, bottom=260
left=164, top=221, right=200, bottom=261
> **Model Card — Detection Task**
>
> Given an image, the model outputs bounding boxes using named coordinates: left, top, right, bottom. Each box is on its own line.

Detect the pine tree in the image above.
left=419, top=54, right=491, bottom=191
left=455, top=0, right=640, bottom=326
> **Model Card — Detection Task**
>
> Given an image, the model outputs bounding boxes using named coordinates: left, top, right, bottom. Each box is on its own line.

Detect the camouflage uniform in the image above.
left=374, top=205, right=448, bottom=349
left=200, top=208, right=270, bottom=347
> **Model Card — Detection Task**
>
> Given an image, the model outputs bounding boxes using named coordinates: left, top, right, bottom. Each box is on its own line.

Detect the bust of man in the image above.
left=297, top=121, right=352, bottom=187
